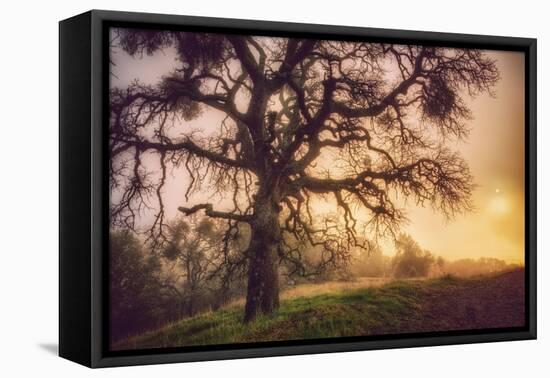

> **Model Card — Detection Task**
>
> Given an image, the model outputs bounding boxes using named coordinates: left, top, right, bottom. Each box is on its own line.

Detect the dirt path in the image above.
left=403, top=269, right=525, bottom=333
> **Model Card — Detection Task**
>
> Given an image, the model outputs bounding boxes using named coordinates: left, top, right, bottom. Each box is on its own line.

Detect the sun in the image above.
left=488, top=189, right=510, bottom=216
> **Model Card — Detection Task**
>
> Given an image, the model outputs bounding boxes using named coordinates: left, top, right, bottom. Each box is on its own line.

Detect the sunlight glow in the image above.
left=488, top=195, right=510, bottom=216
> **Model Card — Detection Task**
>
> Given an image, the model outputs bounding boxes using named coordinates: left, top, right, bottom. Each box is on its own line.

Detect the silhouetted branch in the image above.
left=178, top=204, right=252, bottom=223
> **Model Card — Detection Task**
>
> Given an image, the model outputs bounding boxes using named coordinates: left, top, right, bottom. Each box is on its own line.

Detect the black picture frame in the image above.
left=59, top=9, right=537, bottom=368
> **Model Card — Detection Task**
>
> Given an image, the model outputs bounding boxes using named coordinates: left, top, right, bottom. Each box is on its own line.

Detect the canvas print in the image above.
left=108, top=27, right=526, bottom=351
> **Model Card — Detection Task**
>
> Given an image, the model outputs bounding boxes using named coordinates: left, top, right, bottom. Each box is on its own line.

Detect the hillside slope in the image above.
left=115, top=269, right=525, bottom=350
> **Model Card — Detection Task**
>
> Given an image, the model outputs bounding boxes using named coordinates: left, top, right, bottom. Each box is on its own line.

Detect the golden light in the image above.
left=488, top=194, right=510, bottom=216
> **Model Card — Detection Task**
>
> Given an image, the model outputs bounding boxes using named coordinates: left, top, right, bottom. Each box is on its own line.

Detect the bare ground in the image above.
left=394, top=269, right=525, bottom=333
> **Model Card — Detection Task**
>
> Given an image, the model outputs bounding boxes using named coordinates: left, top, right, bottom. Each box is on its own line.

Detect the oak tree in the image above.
left=109, top=30, right=499, bottom=321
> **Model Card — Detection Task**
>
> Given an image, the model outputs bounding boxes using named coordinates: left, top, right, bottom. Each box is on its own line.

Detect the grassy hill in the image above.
left=114, top=269, right=525, bottom=351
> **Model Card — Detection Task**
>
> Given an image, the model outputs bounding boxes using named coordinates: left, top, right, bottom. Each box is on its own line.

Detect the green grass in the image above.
left=115, top=275, right=466, bottom=350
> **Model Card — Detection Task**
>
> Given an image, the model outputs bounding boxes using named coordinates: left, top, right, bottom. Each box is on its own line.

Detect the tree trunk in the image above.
left=244, top=197, right=281, bottom=322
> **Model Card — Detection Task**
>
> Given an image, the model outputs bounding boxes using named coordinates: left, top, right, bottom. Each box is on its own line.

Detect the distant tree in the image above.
left=109, top=230, right=163, bottom=342
left=434, top=255, right=447, bottom=275
left=110, top=30, right=499, bottom=321
left=351, top=244, right=391, bottom=277
left=444, top=257, right=516, bottom=277
left=161, top=216, right=231, bottom=316
left=392, top=234, right=435, bottom=278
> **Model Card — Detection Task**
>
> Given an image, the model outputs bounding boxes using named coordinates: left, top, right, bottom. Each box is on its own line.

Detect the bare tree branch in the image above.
left=178, top=203, right=252, bottom=223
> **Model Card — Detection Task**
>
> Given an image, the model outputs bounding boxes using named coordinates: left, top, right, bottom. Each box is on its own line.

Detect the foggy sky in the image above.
left=110, top=32, right=525, bottom=263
